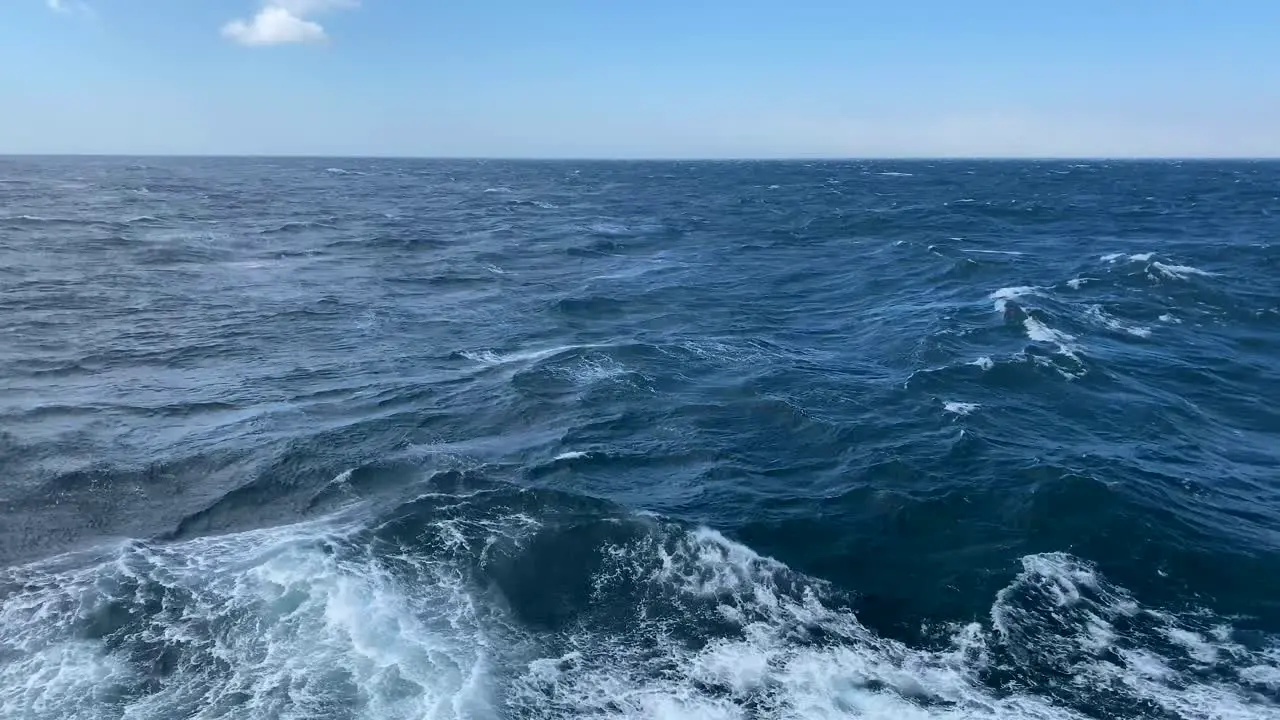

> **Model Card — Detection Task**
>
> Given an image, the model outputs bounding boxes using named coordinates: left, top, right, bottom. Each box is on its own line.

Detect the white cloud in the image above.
left=46, top=0, right=91, bottom=16
left=222, top=1, right=358, bottom=47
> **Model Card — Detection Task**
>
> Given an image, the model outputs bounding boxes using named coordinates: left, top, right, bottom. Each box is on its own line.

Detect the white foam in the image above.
left=524, top=532, right=1280, bottom=719
left=1240, top=654, right=1280, bottom=689
left=461, top=344, right=589, bottom=366
left=552, top=355, right=633, bottom=387
left=1151, top=262, right=1216, bottom=280
left=989, top=286, right=1041, bottom=313
left=0, top=517, right=501, bottom=720
left=1027, top=354, right=1084, bottom=380
left=1023, top=316, right=1082, bottom=360
left=966, top=249, right=1025, bottom=256
left=1102, top=252, right=1162, bottom=264
left=4, top=520, right=1277, bottom=719
left=1166, top=628, right=1221, bottom=664
left=1087, top=305, right=1152, bottom=338
left=1066, top=278, right=1087, bottom=289
left=2, top=214, right=52, bottom=223
left=987, top=552, right=1280, bottom=720
left=482, top=186, right=513, bottom=193
left=944, top=402, right=980, bottom=416
left=587, top=221, right=635, bottom=236
left=970, top=356, right=995, bottom=371
left=553, top=451, right=590, bottom=462
left=876, top=171, right=914, bottom=177
left=1159, top=314, right=1182, bottom=324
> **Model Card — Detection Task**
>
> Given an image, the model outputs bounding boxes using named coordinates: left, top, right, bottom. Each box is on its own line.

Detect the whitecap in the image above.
left=966, top=248, right=1025, bottom=256
left=970, top=356, right=995, bottom=371
left=552, top=355, right=633, bottom=387
left=1101, top=252, right=1157, bottom=263
left=587, top=221, right=634, bottom=237
left=0, top=517, right=500, bottom=720
left=876, top=171, right=914, bottom=177
left=944, top=401, right=980, bottom=416
left=1087, top=305, right=1152, bottom=338
left=989, top=285, right=1041, bottom=313
left=461, top=345, right=589, bottom=366
left=516, top=532, right=1280, bottom=720
left=552, top=451, right=590, bottom=462
left=1151, top=262, right=1216, bottom=280
left=1024, top=316, right=1082, bottom=360
left=1159, top=313, right=1182, bottom=324
left=1029, top=353, right=1085, bottom=380
left=4, top=517, right=1277, bottom=719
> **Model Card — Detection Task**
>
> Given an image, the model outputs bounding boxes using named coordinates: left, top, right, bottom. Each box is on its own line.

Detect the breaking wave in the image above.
left=2, top=490, right=1275, bottom=720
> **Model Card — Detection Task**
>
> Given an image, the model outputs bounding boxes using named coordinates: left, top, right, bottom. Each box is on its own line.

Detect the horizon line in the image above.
left=3, top=153, right=1279, bottom=162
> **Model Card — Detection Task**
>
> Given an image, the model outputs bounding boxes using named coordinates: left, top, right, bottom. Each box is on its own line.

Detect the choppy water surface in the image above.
left=2, top=157, right=1278, bottom=719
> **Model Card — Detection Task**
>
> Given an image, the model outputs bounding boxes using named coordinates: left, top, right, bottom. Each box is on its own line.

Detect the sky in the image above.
left=2, top=1, right=1278, bottom=158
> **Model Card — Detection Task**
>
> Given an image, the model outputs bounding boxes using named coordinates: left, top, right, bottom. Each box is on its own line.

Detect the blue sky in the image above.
left=3, top=1, right=1278, bottom=157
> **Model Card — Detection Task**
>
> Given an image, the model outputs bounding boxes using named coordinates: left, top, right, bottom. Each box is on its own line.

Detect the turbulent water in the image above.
left=2, top=157, right=1279, bottom=719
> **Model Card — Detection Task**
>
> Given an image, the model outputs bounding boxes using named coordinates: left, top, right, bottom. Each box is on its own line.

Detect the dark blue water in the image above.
left=2, top=157, right=1278, bottom=719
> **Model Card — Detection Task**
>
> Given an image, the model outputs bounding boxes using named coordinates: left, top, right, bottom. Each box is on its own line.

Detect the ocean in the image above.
left=1, top=156, right=1278, bottom=719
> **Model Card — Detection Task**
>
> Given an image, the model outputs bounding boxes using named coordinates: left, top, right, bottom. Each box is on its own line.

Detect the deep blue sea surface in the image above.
left=1, top=157, right=1278, bottom=719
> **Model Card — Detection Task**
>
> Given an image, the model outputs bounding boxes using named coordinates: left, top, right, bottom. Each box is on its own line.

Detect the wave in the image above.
left=965, top=248, right=1026, bottom=257
left=459, top=344, right=598, bottom=367
left=549, top=354, right=637, bottom=388
left=944, top=401, right=981, bottom=416
left=1086, top=305, right=1152, bottom=338
left=4, top=499, right=1274, bottom=719
left=1024, top=315, right=1083, bottom=362
left=258, top=219, right=339, bottom=235
left=123, top=215, right=164, bottom=225
left=0, top=214, right=114, bottom=228
left=989, top=286, right=1042, bottom=313
left=0, top=214, right=55, bottom=224
left=1099, top=253, right=1215, bottom=281
left=1150, top=262, right=1216, bottom=281
left=1101, top=252, right=1153, bottom=263
left=970, top=356, right=995, bottom=371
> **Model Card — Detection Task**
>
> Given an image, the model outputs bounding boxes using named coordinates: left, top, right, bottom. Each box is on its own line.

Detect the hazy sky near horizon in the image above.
left=4, top=1, right=1278, bottom=158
